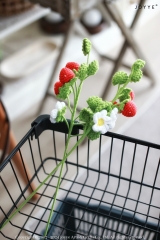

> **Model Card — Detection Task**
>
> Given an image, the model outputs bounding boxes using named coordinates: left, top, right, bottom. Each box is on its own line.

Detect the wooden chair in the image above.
left=0, top=100, right=39, bottom=200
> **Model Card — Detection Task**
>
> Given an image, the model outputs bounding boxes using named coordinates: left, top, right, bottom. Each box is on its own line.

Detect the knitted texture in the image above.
left=66, top=62, right=80, bottom=71
left=59, top=67, right=75, bottom=84
left=87, top=60, right=99, bottom=76
left=77, top=63, right=88, bottom=81
left=112, top=71, right=129, bottom=85
left=82, top=38, right=91, bottom=56
left=54, top=81, right=63, bottom=95
left=121, top=101, right=137, bottom=117
left=130, top=59, right=145, bottom=82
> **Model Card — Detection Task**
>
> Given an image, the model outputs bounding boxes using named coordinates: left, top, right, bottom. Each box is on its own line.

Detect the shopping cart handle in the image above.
left=31, top=114, right=79, bottom=139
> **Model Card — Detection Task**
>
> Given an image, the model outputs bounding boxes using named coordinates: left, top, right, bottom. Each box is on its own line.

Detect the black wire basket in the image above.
left=0, top=115, right=160, bottom=239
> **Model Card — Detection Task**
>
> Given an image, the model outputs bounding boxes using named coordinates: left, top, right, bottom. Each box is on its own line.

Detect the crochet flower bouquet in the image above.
left=51, top=39, right=144, bottom=139
left=1, top=38, right=145, bottom=237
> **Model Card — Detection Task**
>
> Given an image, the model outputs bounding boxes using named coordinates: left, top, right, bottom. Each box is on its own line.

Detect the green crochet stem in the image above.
left=67, top=96, right=73, bottom=114
left=111, top=77, right=131, bottom=103
left=0, top=120, right=91, bottom=233
left=0, top=160, right=62, bottom=230
left=44, top=80, right=82, bottom=236
left=0, top=65, right=90, bottom=233
left=44, top=161, right=65, bottom=237
left=43, top=74, right=92, bottom=237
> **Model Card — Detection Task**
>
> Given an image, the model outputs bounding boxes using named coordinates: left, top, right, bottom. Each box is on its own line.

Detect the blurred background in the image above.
left=0, top=0, right=160, bottom=143
left=0, top=0, right=160, bottom=238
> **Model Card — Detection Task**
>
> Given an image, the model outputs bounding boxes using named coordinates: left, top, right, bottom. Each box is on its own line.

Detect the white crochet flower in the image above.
left=50, top=101, right=66, bottom=123
left=92, top=110, right=111, bottom=134
left=92, top=108, right=118, bottom=134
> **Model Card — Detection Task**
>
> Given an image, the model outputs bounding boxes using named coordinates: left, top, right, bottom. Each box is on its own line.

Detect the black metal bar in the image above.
left=1, top=112, right=160, bottom=238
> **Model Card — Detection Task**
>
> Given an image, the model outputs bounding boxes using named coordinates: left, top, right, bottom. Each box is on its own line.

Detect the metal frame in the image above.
left=1, top=115, right=160, bottom=239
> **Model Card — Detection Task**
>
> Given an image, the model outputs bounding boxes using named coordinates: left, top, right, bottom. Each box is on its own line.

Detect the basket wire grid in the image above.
left=0, top=115, right=160, bottom=239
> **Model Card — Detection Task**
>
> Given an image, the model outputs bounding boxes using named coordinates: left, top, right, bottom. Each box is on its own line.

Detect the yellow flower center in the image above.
left=98, top=118, right=104, bottom=126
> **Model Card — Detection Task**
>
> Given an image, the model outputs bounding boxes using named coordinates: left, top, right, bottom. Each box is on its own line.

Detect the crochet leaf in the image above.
left=57, top=84, right=71, bottom=100
left=66, top=77, right=77, bottom=86
left=130, top=69, right=143, bottom=82
left=87, top=129, right=100, bottom=141
left=77, top=63, right=88, bottom=81
left=79, top=108, right=93, bottom=123
left=129, top=59, right=145, bottom=82
left=87, top=96, right=104, bottom=112
left=119, top=88, right=132, bottom=102
left=87, top=60, right=99, bottom=76
left=87, top=96, right=112, bottom=113
left=56, top=106, right=66, bottom=122
left=95, top=102, right=112, bottom=114
left=112, top=71, right=129, bottom=86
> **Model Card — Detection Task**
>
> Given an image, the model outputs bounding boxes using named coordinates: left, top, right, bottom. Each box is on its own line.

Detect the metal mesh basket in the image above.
left=0, top=115, right=160, bottom=239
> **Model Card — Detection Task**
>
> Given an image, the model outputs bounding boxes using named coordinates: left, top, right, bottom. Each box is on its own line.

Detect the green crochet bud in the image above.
left=82, top=38, right=91, bottom=56
left=87, top=129, right=100, bottom=141
left=132, top=59, right=145, bottom=70
left=129, top=59, right=145, bottom=82
left=56, top=106, right=66, bottom=122
left=95, top=101, right=112, bottom=114
left=87, top=96, right=104, bottom=112
left=87, top=96, right=112, bottom=113
left=130, top=69, right=143, bottom=82
left=79, top=108, right=93, bottom=123
left=77, top=63, right=88, bottom=81
left=119, top=88, right=132, bottom=102
left=87, top=60, right=99, bottom=76
left=57, top=84, right=72, bottom=100
left=112, top=71, right=129, bottom=86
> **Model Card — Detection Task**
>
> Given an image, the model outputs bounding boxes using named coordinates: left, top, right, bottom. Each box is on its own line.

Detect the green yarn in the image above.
left=56, top=106, right=66, bottom=122
left=130, top=59, right=145, bottom=82
left=132, top=59, right=145, bottom=70
left=95, top=102, right=112, bottom=114
left=77, top=63, right=88, bottom=81
left=112, top=71, right=129, bottom=86
left=82, top=38, right=91, bottom=56
left=130, top=69, right=143, bottom=82
left=66, top=77, right=77, bottom=86
left=79, top=108, right=93, bottom=123
left=87, top=96, right=112, bottom=113
left=57, top=78, right=77, bottom=100
left=87, top=96, right=103, bottom=112
left=87, top=129, right=100, bottom=141
left=87, top=60, right=99, bottom=76
left=119, top=88, right=132, bottom=102
left=57, top=84, right=71, bottom=100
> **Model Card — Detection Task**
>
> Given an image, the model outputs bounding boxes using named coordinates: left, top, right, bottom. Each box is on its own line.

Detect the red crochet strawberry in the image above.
left=121, top=101, right=137, bottom=117
left=66, top=62, right=80, bottom=71
left=130, top=91, right=135, bottom=100
left=59, top=67, right=75, bottom=84
left=54, top=81, right=63, bottom=95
